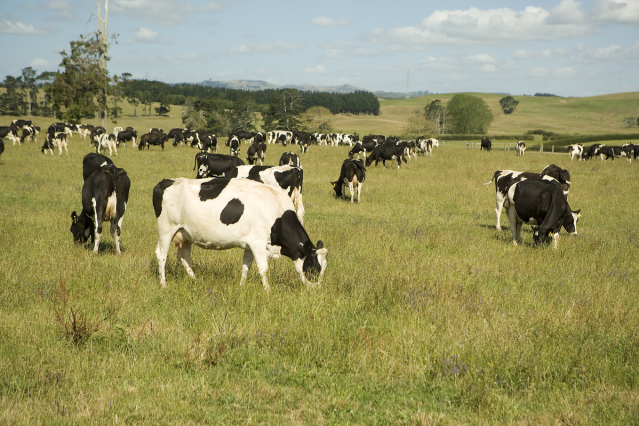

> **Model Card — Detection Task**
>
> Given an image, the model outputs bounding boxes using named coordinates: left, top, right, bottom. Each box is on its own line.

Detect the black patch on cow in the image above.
left=199, top=178, right=231, bottom=201
left=220, top=198, right=244, bottom=225
left=247, top=166, right=270, bottom=183
left=225, top=168, right=239, bottom=178
left=153, top=179, right=175, bottom=218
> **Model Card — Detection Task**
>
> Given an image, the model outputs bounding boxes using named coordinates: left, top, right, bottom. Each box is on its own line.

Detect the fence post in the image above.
left=552, top=145, right=555, bottom=153
left=540, top=143, right=543, bottom=153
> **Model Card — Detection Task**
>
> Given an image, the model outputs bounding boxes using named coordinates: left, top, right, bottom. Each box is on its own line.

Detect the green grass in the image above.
left=1, top=129, right=638, bottom=424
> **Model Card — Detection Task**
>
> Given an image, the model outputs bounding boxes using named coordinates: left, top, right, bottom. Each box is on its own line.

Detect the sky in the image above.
left=1, top=0, right=638, bottom=97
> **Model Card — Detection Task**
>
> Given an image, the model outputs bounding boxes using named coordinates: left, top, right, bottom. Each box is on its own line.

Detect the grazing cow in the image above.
left=0, top=126, right=19, bottom=145
left=150, top=128, right=163, bottom=134
left=194, top=152, right=245, bottom=178
left=168, top=128, right=185, bottom=145
left=20, top=125, right=40, bottom=144
left=116, top=130, right=137, bottom=148
left=331, top=159, right=366, bottom=203
left=12, top=119, right=32, bottom=129
left=153, top=177, right=327, bottom=289
left=483, top=170, right=561, bottom=230
left=89, top=127, right=106, bottom=147
left=225, top=165, right=305, bottom=223
left=348, top=140, right=378, bottom=160
left=363, top=134, right=386, bottom=144
left=621, top=144, right=636, bottom=162
left=70, top=164, right=131, bottom=254
left=480, top=137, right=492, bottom=151
left=181, top=130, right=200, bottom=148
left=583, top=143, right=604, bottom=160
left=416, top=137, right=439, bottom=157
left=279, top=151, right=302, bottom=168
left=229, top=135, right=240, bottom=157
left=97, top=133, right=118, bottom=156
left=568, top=144, right=584, bottom=161
left=540, top=164, right=571, bottom=197
left=199, top=132, right=218, bottom=152
left=82, top=153, right=113, bottom=181
left=516, top=141, right=526, bottom=156
left=139, top=132, right=168, bottom=150
left=112, top=127, right=123, bottom=138
left=599, top=146, right=624, bottom=161
left=297, top=133, right=311, bottom=153
left=41, top=132, right=68, bottom=155
left=246, top=142, right=267, bottom=165
left=397, top=140, right=417, bottom=160
left=365, top=142, right=407, bottom=168
left=78, top=124, right=94, bottom=139
left=505, top=179, right=580, bottom=249
left=227, top=131, right=257, bottom=145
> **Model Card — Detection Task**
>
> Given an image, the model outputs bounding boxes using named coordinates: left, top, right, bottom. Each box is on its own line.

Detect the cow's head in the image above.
left=562, top=209, right=581, bottom=235
left=301, top=240, right=328, bottom=284
left=531, top=226, right=555, bottom=245
left=331, top=180, right=343, bottom=197
left=431, top=138, right=439, bottom=147
left=197, top=164, right=209, bottom=179
left=365, top=156, right=374, bottom=167
left=70, top=211, right=91, bottom=244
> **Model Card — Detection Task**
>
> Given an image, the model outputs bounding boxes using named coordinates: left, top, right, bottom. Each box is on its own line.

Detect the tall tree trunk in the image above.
left=97, top=0, right=109, bottom=132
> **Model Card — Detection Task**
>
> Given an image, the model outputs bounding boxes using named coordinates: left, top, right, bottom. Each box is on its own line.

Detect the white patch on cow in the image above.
left=104, top=191, right=117, bottom=220
left=100, top=161, right=107, bottom=167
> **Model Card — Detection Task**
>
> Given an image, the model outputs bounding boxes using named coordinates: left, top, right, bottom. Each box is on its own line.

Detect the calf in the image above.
left=225, top=165, right=305, bottom=223
left=153, top=177, right=327, bottom=289
left=480, top=137, right=492, bottom=151
left=365, top=142, right=407, bottom=168
left=279, top=152, right=302, bottom=168
left=516, top=141, right=526, bottom=156
left=246, top=142, right=267, bottom=165
left=139, top=132, right=168, bottom=150
left=331, top=159, right=366, bottom=203
left=194, top=152, right=245, bottom=178
left=70, top=164, right=131, bottom=254
left=97, top=133, right=118, bottom=156
left=82, top=153, right=113, bottom=181
left=505, top=179, right=580, bottom=249
left=568, top=144, right=584, bottom=161
left=116, top=130, right=137, bottom=148
left=541, top=164, right=570, bottom=197
left=416, top=137, right=438, bottom=157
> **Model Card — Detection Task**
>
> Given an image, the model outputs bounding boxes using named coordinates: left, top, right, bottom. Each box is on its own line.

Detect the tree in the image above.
left=499, top=96, right=519, bottom=114
left=228, top=97, right=257, bottom=132
left=403, top=109, right=438, bottom=138
left=446, top=94, right=493, bottom=134
left=623, top=117, right=636, bottom=128
left=263, top=89, right=304, bottom=131
left=37, top=71, right=56, bottom=114
left=299, top=106, right=334, bottom=133
left=424, top=99, right=448, bottom=134
left=0, top=75, right=25, bottom=115
left=21, top=67, right=38, bottom=115
left=108, top=74, right=123, bottom=119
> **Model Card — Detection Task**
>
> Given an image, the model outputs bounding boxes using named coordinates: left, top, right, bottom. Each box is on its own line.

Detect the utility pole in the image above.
left=96, top=0, right=109, bottom=132
left=406, top=70, right=410, bottom=100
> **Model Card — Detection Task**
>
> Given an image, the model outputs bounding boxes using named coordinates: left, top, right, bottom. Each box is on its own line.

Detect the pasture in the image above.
left=1, top=130, right=638, bottom=424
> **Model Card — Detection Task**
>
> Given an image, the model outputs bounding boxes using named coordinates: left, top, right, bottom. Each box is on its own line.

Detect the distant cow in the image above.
left=12, top=119, right=32, bottom=129
left=583, top=143, right=604, bottom=160
left=97, top=133, right=118, bottom=156
left=516, top=141, right=526, bottom=156
left=416, top=137, right=438, bottom=157
left=568, top=144, right=583, bottom=161
left=331, top=159, right=366, bottom=203
left=70, top=163, right=131, bottom=254
left=153, top=177, right=327, bottom=289
left=246, top=142, right=267, bottom=165
left=621, top=144, right=636, bottom=162
left=200, top=133, right=218, bottom=152
left=480, top=137, right=491, bottom=151
left=229, top=136, right=240, bottom=157
left=167, top=128, right=185, bottom=145
left=82, top=153, right=114, bottom=181
left=365, top=142, right=407, bottom=168
left=540, top=164, right=571, bottom=198
left=150, top=128, right=163, bottom=134
left=279, top=152, right=302, bottom=168
left=348, top=140, right=378, bottom=160
left=194, top=152, right=245, bottom=178
left=116, top=130, right=137, bottom=148
left=20, top=126, right=40, bottom=144
left=139, top=132, right=168, bottom=150
left=0, top=126, right=20, bottom=145
left=41, top=132, right=68, bottom=156
left=505, top=179, right=580, bottom=249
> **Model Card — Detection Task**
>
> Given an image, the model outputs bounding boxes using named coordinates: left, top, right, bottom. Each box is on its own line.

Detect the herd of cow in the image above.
left=3, top=117, right=636, bottom=289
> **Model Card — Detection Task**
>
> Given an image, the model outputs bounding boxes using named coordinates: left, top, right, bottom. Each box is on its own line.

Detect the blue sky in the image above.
left=1, top=0, right=638, bottom=96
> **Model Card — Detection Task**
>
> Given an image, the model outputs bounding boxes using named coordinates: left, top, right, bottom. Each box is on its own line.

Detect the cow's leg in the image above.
left=177, top=241, right=195, bottom=278
left=515, top=221, right=523, bottom=242
left=506, top=206, right=519, bottom=246
left=357, top=182, right=362, bottom=203
left=155, top=229, right=178, bottom=287
left=495, top=192, right=505, bottom=231
left=91, top=198, right=103, bottom=254
left=240, top=249, right=254, bottom=286
left=132, top=137, right=136, bottom=148
left=348, top=180, right=354, bottom=203
left=251, top=247, right=271, bottom=291
left=113, top=144, right=117, bottom=157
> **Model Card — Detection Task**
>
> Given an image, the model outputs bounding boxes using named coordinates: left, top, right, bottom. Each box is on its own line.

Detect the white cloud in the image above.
left=0, top=20, right=52, bottom=34
left=590, top=0, right=639, bottom=25
left=223, top=42, right=300, bottom=56
left=303, top=65, right=327, bottom=74
left=129, top=27, right=171, bottom=44
left=514, top=48, right=569, bottom=60
left=547, top=0, right=586, bottom=24
left=570, top=42, right=639, bottom=62
left=528, top=67, right=576, bottom=78
left=30, top=58, right=50, bottom=69
left=111, top=0, right=231, bottom=25
left=311, top=16, right=350, bottom=27
left=467, top=54, right=497, bottom=63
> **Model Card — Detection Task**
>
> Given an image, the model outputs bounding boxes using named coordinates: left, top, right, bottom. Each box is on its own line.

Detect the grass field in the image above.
left=1, top=124, right=638, bottom=424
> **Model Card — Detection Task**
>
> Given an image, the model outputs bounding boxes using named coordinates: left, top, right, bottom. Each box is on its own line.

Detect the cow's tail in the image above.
left=482, top=176, right=495, bottom=186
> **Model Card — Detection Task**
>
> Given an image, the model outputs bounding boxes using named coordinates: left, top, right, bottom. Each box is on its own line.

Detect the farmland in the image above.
left=1, top=99, right=639, bottom=424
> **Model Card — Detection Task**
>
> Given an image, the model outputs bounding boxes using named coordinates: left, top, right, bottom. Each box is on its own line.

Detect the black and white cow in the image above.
left=246, top=142, right=267, bottom=165
left=225, top=165, right=305, bottom=223
left=194, top=152, right=245, bottom=178
left=199, top=133, right=218, bottom=152
left=331, top=159, right=366, bottom=203
left=229, top=136, right=240, bottom=157
left=505, top=179, right=580, bottom=249
left=540, top=164, right=570, bottom=198
left=70, top=163, right=131, bottom=254
left=78, top=124, right=94, bottom=140
left=153, top=177, right=327, bottom=289
left=41, top=132, right=68, bottom=155
left=516, top=141, right=526, bottom=156
left=583, top=143, right=604, bottom=160
left=342, top=134, right=358, bottom=146
left=621, top=144, right=636, bottom=162
left=12, top=119, right=32, bottom=129
left=167, top=128, right=185, bottom=145
left=363, top=134, right=386, bottom=145
left=480, top=137, right=492, bottom=151
left=568, top=144, right=584, bottom=161
left=150, top=128, right=163, bottom=134
left=279, top=152, right=302, bottom=168
left=20, top=125, right=40, bottom=144
left=139, top=132, right=168, bottom=150
left=116, top=130, right=137, bottom=148
left=348, top=139, right=378, bottom=160
left=89, top=127, right=106, bottom=147
left=82, top=153, right=114, bottom=181
left=599, top=146, right=625, bottom=161
left=182, top=130, right=200, bottom=148
left=97, top=133, right=118, bottom=156
left=415, top=137, right=438, bottom=157
left=365, top=142, right=407, bottom=168
left=296, top=133, right=312, bottom=153
left=0, top=126, right=19, bottom=145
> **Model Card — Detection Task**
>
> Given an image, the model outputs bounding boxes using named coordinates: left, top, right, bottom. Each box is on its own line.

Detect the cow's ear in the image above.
left=573, top=209, right=581, bottom=217
left=316, top=240, right=323, bottom=250
left=303, top=240, right=314, bottom=255
left=71, top=211, right=77, bottom=223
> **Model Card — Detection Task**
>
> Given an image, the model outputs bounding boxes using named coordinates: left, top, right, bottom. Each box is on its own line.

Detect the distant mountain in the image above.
left=374, top=90, right=432, bottom=99
left=198, top=79, right=367, bottom=93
